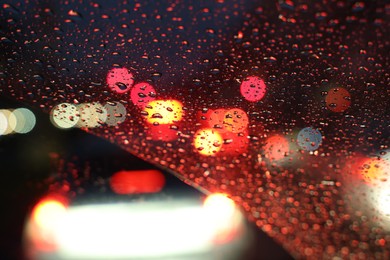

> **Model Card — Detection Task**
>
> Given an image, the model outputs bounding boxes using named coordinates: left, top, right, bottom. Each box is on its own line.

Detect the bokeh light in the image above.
left=325, top=87, right=351, bottom=113
left=0, top=110, right=9, bottom=135
left=203, top=193, right=240, bottom=244
left=0, top=108, right=36, bottom=135
left=376, top=188, right=390, bottom=217
left=263, top=134, right=290, bottom=161
left=32, top=198, right=67, bottom=229
left=297, top=127, right=322, bottom=151
left=360, top=157, right=389, bottom=185
left=193, top=128, right=223, bottom=156
left=207, top=109, right=227, bottom=130
left=50, top=103, right=80, bottom=129
left=106, top=68, right=134, bottom=94
left=203, top=193, right=236, bottom=217
left=110, top=170, right=166, bottom=195
left=143, top=99, right=183, bottom=125
left=76, top=102, right=107, bottom=128
left=223, top=108, right=249, bottom=133
left=8, top=108, right=36, bottom=134
left=0, top=109, right=14, bottom=135
left=198, top=109, right=223, bottom=128
left=104, top=102, right=127, bottom=126
left=130, top=82, right=157, bottom=108
left=26, top=196, right=68, bottom=253
left=240, top=76, right=266, bottom=102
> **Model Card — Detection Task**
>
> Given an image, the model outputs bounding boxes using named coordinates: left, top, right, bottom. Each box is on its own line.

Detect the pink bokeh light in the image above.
left=240, top=76, right=266, bottom=102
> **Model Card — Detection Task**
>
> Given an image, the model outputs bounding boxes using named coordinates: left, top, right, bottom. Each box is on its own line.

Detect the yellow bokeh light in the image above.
left=193, top=128, right=223, bottom=156
left=0, top=110, right=9, bottom=135
left=203, top=193, right=235, bottom=215
left=0, top=109, right=14, bottom=135
left=32, top=199, right=67, bottom=230
left=143, top=100, right=183, bottom=124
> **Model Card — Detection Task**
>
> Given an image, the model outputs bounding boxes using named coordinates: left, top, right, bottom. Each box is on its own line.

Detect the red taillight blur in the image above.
left=110, top=170, right=166, bottom=195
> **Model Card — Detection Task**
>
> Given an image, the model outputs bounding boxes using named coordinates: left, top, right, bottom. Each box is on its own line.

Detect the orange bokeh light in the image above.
left=143, top=99, right=183, bottom=124
left=110, top=170, right=166, bottom=195
left=360, top=158, right=389, bottom=185
left=198, top=108, right=249, bottom=134
left=223, top=108, right=249, bottom=133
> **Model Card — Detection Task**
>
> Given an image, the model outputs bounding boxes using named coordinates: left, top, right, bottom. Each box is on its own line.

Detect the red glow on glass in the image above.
left=130, top=82, right=157, bottom=108
left=106, top=68, right=134, bottom=94
left=110, top=170, right=166, bottom=195
left=263, top=135, right=290, bottom=161
left=197, top=109, right=227, bottom=130
left=220, top=130, right=249, bottom=155
left=325, top=87, right=351, bottom=113
left=196, top=108, right=249, bottom=155
left=198, top=108, right=249, bottom=133
left=146, top=123, right=179, bottom=141
left=240, top=76, right=266, bottom=102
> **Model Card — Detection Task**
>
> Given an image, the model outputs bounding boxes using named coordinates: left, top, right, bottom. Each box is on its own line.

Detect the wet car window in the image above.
left=0, top=0, right=389, bottom=259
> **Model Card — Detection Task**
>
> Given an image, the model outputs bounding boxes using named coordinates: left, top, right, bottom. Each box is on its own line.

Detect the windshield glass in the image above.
left=1, top=0, right=389, bottom=258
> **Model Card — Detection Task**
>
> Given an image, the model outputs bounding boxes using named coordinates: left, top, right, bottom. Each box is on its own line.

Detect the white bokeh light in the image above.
left=0, top=110, right=8, bottom=135
left=9, top=108, right=36, bottom=134
left=76, top=102, right=107, bottom=128
left=50, top=103, right=80, bottom=129
left=104, top=102, right=127, bottom=126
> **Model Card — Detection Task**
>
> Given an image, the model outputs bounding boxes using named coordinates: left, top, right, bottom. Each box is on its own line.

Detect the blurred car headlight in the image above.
left=24, top=193, right=247, bottom=259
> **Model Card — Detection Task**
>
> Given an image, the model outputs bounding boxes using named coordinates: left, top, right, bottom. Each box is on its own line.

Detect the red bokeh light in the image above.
left=325, top=87, right=351, bottom=113
left=263, top=135, right=290, bottom=161
left=130, top=82, right=157, bottom=108
left=110, top=170, right=166, bottom=195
